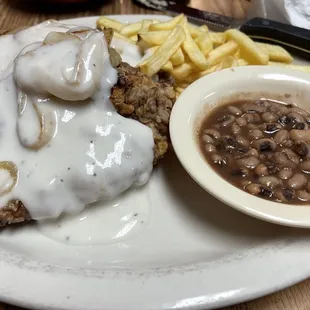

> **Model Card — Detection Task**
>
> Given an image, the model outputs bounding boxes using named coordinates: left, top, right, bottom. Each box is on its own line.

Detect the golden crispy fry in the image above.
left=188, top=25, right=204, bottom=38
left=209, top=32, right=226, bottom=46
left=113, top=32, right=136, bottom=44
left=200, top=25, right=209, bottom=32
left=194, top=32, right=213, bottom=56
left=170, top=48, right=185, bottom=66
left=255, top=42, right=293, bottom=64
left=162, top=61, right=173, bottom=73
left=97, top=16, right=124, bottom=32
left=149, top=14, right=184, bottom=31
left=268, top=62, right=310, bottom=73
left=206, top=40, right=239, bottom=67
left=130, top=35, right=138, bottom=42
left=181, top=18, right=208, bottom=70
left=120, top=22, right=142, bottom=37
left=172, top=62, right=195, bottom=80
left=175, top=87, right=185, bottom=95
left=138, top=46, right=159, bottom=66
left=139, top=19, right=153, bottom=34
left=138, top=30, right=170, bottom=46
left=226, top=29, right=269, bottom=65
left=221, top=56, right=238, bottom=69
left=237, top=58, right=249, bottom=66
left=139, top=26, right=186, bottom=76
left=185, top=63, right=222, bottom=82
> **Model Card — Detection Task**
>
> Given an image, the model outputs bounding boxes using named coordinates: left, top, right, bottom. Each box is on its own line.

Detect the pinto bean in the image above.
left=236, top=136, right=250, bottom=147
left=274, top=130, right=289, bottom=145
left=252, top=139, right=276, bottom=152
left=249, top=129, right=263, bottom=140
left=262, top=112, right=278, bottom=122
left=281, top=149, right=300, bottom=164
left=293, top=141, right=308, bottom=156
left=202, top=134, right=215, bottom=144
left=246, top=148, right=259, bottom=157
left=244, top=113, right=260, bottom=123
left=236, top=117, right=247, bottom=127
left=204, top=129, right=220, bottom=140
left=278, top=168, right=293, bottom=180
left=287, top=173, right=307, bottom=189
left=205, top=144, right=216, bottom=153
left=217, top=115, right=235, bottom=127
left=288, top=112, right=305, bottom=123
left=275, top=188, right=295, bottom=201
left=231, top=123, right=241, bottom=135
left=290, top=129, right=310, bottom=142
left=300, top=160, right=310, bottom=172
left=297, top=190, right=310, bottom=202
left=236, top=156, right=260, bottom=169
left=258, top=176, right=280, bottom=187
left=244, top=102, right=267, bottom=113
left=246, top=184, right=273, bottom=197
left=255, top=164, right=268, bottom=176
left=228, top=106, right=242, bottom=116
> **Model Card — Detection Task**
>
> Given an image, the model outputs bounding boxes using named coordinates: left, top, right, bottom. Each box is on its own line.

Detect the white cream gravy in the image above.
left=0, top=20, right=154, bottom=226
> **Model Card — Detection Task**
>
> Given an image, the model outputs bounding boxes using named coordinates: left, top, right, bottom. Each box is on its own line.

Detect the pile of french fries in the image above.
left=97, top=14, right=310, bottom=96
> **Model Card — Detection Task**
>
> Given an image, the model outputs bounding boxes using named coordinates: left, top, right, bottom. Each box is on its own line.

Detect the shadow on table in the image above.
left=3, top=0, right=112, bottom=14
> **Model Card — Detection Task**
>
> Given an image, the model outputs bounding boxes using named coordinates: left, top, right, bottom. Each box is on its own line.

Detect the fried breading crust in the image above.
left=0, top=200, right=31, bottom=226
left=110, top=62, right=177, bottom=164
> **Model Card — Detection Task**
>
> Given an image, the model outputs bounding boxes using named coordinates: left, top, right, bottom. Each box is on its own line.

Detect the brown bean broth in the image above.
left=199, top=99, right=310, bottom=204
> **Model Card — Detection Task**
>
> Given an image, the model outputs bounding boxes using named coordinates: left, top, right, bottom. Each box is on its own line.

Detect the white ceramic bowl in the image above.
left=170, top=65, right=310, bottom=228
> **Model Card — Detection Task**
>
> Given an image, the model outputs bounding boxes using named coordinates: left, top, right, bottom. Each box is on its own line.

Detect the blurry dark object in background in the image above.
left=6, top=0, right=107, bottom=13
left=134, top=0, right=189, bottom=10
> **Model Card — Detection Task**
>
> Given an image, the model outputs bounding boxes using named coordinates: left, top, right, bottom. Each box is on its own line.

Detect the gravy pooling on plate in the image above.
left=199, top=99, right=310, bottom=204
left=0, top=21, right=154, bottom=220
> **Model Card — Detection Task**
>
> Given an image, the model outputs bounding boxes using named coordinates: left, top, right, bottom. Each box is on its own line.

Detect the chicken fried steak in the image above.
left=110, top=62, right=177, bottom=164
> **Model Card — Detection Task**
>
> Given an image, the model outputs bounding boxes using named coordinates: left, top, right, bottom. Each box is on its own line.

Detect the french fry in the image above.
left=120, top=22, right=142, bottom=37
left=209, top=32, right=226, bottom=46
left=237, top=58, right=249, bottom=66
left=221, top=56, right=238, bottom=69
left=170, top=48, right=185, bottom=66
left=200, top=25, right=209, bottom=32
left=268, top=62, right=310, bottom=73
left=96, top=14, right=307, bottom=95
left=139, top=26, right=186, bottom=76
left=138, top=46, right=159, bottom=66
left=113, top=31, right=136, bottom=44
left=130, top=35, right=138, bottom=42
left=97, top=16, right=124, bottom=32
left=188, top=25, right=204, bottom=38
left=139, top=19, right=153, bottom=34
left=172, top=62, right=195, bottom=80
left=225, top=29, right=269, bottom=65
left=149, top=14, right=184, bottom=31
left=206, top=40, right=239, bottom=67
left=162, top=61, right=173, bottom=73
left=195, top=32, right=213, bottom=56
left=255, top=42, right=293, bottom=64
left=181, top=18, right=208, bottom=70
left=138, top=30, right=170, bottom=46
left=187, top=63, right=222, bottom=81
left=175, top=87, right=185, bottom=95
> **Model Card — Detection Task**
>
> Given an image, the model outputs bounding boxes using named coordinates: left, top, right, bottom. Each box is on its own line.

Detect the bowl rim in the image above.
left=170, top=65, right=310, bottom=228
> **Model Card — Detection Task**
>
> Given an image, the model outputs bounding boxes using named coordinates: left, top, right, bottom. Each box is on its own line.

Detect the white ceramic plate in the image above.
left=1, top=15, right=310, bottom=310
